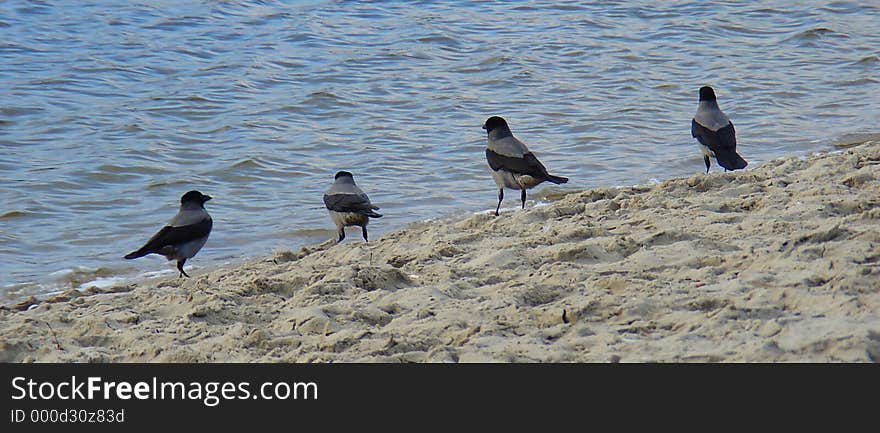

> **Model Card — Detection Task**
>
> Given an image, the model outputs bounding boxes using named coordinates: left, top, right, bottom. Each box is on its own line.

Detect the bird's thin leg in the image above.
left=337, top=227, right=345, bottom=243
left=704, top=155, right=710, bottom=173
left=361, top=226, right=368, bottom=242
left=177, top=259, right=190, bottom=278
left=495, top=189, right=503, bottom=216
left=521, top=189, right=526, bottom=209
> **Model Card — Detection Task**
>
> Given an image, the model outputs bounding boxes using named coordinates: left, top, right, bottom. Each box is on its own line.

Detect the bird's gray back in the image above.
left=487, top=135, right=530, bottom=158
left=694, top=101, right=730, bottom=131
left=169, top=207, right=211, bottom=227
left=326, top=180, right=366, bottom=197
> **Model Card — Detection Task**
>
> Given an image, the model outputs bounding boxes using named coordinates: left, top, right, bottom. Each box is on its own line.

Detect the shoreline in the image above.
left=1, top=141, right=879, bottom=362
left=6, top=135, right=876, bottom=306
left=0, top=201, right=552, bottom=307
left=0, top=186, right=567, bottom=306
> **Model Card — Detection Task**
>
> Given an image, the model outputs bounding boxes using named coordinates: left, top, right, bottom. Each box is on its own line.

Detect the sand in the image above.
left=2, top=141, right=879, bottom=363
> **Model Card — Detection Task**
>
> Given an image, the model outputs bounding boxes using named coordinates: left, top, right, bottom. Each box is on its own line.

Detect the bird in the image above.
left=323, top=171, right=382, bottom=243
left=124, top=190, right=213, bottom=278
left=482, top=116, right=568, bottom=216
left=691, top=86, right=748, bottom=173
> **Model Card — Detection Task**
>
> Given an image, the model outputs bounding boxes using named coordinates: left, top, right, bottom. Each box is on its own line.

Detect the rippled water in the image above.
left=1, top=0, right=878, bottom=301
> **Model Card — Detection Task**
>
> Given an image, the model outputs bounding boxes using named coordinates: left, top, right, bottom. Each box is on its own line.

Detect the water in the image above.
left=1, top=0, right=878, bottom=301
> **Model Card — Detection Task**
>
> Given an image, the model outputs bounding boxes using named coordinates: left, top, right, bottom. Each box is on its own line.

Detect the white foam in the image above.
left=473, top=205, right=524, bottom=215
left=77, top=276, right=128, bottom=291
left=47, top=265, right=106, bottom=280
left=140, top=268, right=177, bottom=279
left=9, top=265, right=182, bottom=304
left=47, top=268, right=76, bottom=278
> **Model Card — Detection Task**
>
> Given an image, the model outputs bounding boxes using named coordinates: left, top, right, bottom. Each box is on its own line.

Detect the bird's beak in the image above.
left=204, top=195, right=212, bottom=201
left=481, top=123, right=487, bottom=130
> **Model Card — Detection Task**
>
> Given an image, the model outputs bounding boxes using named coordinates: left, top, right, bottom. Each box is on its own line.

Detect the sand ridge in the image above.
left=1, top=141, right=879, bottom=362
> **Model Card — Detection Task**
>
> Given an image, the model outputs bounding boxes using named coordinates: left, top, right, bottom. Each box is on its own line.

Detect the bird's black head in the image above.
left=483, top=116, right=510, bottom=132
left=181, top=190, right=212, bottom=206
left=482, top=116, right=509, bottom=133
left=699, top=86, right=717, bottom=101
left=334, top=171, right=354, bottom=180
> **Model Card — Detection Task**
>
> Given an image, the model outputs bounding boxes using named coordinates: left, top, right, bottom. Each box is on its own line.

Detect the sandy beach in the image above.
left=2, top=141, right=879, bottom=362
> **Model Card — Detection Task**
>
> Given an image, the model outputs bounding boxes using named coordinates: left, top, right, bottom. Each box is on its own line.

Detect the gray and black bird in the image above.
left=323, top=171, right=382, bottom=243
left=124, top=190, right=213, bottom=278
left=691, top=86, right=748, bottom=173
left=482, top=116, right=568, bottom=216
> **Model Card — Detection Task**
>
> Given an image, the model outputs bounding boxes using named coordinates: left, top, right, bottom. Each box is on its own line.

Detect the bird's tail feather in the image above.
left=545, top=174, right=569, bottom=184
left=124, top=249, right=148, bottom=260
left=364, top=210, right=383, bottom=218
left=715, top=150, right=748, bottom=171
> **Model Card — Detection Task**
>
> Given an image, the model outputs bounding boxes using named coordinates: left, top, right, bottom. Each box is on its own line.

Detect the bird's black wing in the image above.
left=324, top=193, right=377, bottom=213
left=486, top=148, right=550, bottom=178
left=126, top=218, right=212, bottom=258
left=692, top=119, right=746, bottom=170
left=692, top=119, right=737, bottom=152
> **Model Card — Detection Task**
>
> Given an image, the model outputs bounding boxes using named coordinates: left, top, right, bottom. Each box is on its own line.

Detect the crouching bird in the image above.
left=691, top=86, right=747, bottom=173
left=124, top=190, right=213, bottom=278
left=482, top=116, right=568, bottom=216
left=323, top=171, right=382, bottom=243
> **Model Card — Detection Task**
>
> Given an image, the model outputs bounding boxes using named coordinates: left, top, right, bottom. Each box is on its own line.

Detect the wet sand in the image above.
left=2, top=141, right=879, bottom=362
